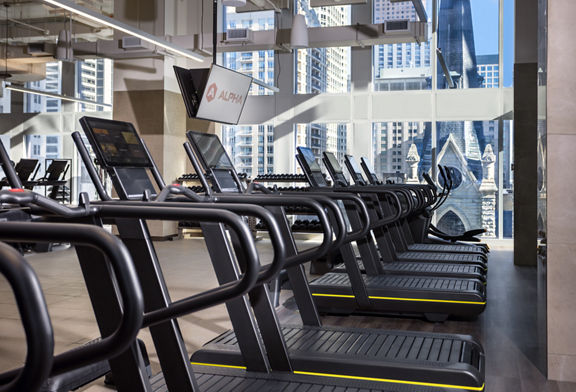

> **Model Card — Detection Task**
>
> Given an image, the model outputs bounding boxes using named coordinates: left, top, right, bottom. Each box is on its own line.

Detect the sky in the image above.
left=470, top=0, right=514, bottom=86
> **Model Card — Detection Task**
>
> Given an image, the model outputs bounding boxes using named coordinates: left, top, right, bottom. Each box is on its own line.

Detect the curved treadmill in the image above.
left=336, top=155, right=487, bottom=267
left=76, top=119, right=486, bottom=392
left=355, top=155, right=488, bottom=256
left=182, top=131, right=485, bottom=390
left=320, top=151, right=486, bottom=281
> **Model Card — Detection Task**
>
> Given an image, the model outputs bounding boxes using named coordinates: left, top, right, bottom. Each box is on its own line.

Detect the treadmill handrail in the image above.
left=288, top=190, right=372, bottom=242
left=207, top=193, right=336, bottom=269
left=97, top=198, right=287, bottom=285
left=88, top=204, right=260, bottom=327
left=0, top=222, right=144, bottom=378
left=72, top=131, right=112, bottom=201
left=0, top=189, right=97, bottom=218
left=0, top=140, right=23, bottom=189
left=0, top=242, right=54, bottom=392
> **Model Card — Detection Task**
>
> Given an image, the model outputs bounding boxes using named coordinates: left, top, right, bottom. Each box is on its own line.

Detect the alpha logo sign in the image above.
left=206, top=83, right=218, bottom=102
left=197, top=65, right=253, bottom=124
left=205, top=83, right=244, bottom=105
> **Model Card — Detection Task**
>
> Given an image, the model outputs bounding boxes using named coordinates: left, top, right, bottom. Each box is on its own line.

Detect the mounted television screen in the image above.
left=184, top=64, right=252, bottom=125
left=173, top=66, right=210, bottom=118
left=188, top=132, right=234, bottom=169
left=80, top=117, right=152, bottom=168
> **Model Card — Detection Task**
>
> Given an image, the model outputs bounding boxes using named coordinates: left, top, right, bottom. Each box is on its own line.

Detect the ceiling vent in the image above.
left=384, top=20, right=410, bottom=33
left=225, top=28, right=254, bottom=43
left=310, top=0, right=366, bottom=7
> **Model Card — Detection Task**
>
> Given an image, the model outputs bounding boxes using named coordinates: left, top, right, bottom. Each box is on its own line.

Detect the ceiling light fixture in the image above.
left=290, top=14, right=309, bottom=49
left=6, top=84, right=112, bottom=108
left=42, top=0, right=205, bottom=62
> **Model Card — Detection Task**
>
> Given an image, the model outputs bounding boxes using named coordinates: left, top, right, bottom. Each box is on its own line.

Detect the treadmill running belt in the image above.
left=313, top=273, right=483, bottom=293
left=407, top=244, right=485, bottom=254
left=333, top=261, right=486, bottom=280
left=397, top=252, right=485, bottom=263
left=192, top=326, right=484, bottom=390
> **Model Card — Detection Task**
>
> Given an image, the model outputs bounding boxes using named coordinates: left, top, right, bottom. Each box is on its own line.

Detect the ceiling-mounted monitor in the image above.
left=174, top=64, right=252, bottom=125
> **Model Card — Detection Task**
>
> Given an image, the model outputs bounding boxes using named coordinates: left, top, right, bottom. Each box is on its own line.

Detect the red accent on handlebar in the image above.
left=9, top=189, right=25, bottom=192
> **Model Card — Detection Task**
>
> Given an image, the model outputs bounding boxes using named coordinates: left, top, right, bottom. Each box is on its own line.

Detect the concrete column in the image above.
left=349, top=0, right=373, bottom=161
left=546, top=0, right=576, bottom=382
left=513, top=0, right=538, bottom=266
left=112, top=0, right=210, bottom=237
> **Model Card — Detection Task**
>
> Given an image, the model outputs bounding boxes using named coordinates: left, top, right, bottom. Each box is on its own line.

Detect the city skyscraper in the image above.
left=294, top=0, right=350, bottom=165
left=373, top=0, right=430, bottom=91
left=421, top=0, right=486, bottom=180
left=476, top=54, right=500, bottom=88
left=221, top=9, right=275, bottom=176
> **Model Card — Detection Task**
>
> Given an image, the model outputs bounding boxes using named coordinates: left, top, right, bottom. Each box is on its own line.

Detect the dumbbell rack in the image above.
left=175, top=172, right=249, bottom=238
left=253, top=174, right=323, bottom=235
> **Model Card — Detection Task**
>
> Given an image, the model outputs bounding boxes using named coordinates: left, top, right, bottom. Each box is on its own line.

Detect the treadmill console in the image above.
left=296, top=147, right=328, bottom=188
left=79, top=117, right=158, bottom=200
left=186, top=131, right=242, bottom=193
left=360, top=157, right=381, bottom=185
left=322, top=152, right=348, bottom=187
left=344, top=155, right=367, bottom=186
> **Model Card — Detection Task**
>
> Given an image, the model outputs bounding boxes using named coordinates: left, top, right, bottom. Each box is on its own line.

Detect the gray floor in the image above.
left=0, top=238, right=574, bottom=391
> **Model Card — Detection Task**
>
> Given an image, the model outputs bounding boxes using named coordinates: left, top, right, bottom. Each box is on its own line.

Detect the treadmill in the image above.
left=356, top=155, right=489, bottom=255
left=340, top=154, right=488, bottom=265
left=74, top=118, right=486, bottom=391
left=321, top=151, right=486, bottom=281
left=183, top=129, right=487, bottom=322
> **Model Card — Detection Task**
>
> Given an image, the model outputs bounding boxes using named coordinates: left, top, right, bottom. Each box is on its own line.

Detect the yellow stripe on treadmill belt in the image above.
left=312, top=293, right=486, bottom=305
left=293, top=370, right=485, bottom=391
left=190, top=362, right=247, bottom=370
left=190, top=362, right=485, bottom=391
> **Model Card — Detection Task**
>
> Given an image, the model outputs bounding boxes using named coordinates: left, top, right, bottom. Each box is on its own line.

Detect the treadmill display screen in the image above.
left=346, top=155, right=364, bottom=179
left=298, top=147, right=322, bottom=172
left=188, top=132, right=234, bottom=169
left=324, top=152, right=343, bottom=174
left=80, top=117, right=152, bottom=168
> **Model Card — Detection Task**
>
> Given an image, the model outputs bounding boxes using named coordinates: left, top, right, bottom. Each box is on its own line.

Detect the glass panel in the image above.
left=223, top=9, right=275, bottom=96
left=221, top=124, right=274, bottom=176
left=503, top=119, right=514, bottom=238
left=503, top=0, right=515, bottom=87
left=295, top=1, right=351, bottom=93
left=25, top=62, right=62, bottom=113
left=433, top=120, right=504, bottom=237
left=372, top=121, right=431, bottom=183
left=372, top=0, right=432, bottom=91
left=437, top=0, right=500, bottom=90
left=0, top=82, right=10, bottom=114
left=295, top=123, right=348, bottom=173
left=76, top=58, right=113, bottom=112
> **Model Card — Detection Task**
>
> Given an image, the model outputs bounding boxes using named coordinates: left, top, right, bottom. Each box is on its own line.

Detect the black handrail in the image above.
left=95, top=198, right=287, bottom=285
left=0, top=242, right=53, bottom=392
left=0, top=140, right=22, bottom=189
left=0, top=222, right=144, bottom=378
left=71, top=131, right=111, bottom=201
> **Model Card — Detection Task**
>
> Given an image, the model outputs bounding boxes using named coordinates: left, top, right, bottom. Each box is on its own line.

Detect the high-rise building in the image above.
left=476, top=54, right=500, bottom=88
left=373, top=0, right=430, bottom=91
left=25, top=62, right=61, bottom=113
left=221, top=10, right=276, bottom=176
left=294, top=1, right=350, bottom=165
left=0, top=84, right=10, bottom=114
left=222, top=124, right=274, bottom=176
left=76, top=59, right=113, bottom=111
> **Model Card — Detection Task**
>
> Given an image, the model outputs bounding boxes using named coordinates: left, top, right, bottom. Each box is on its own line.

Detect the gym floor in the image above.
left=0, top=238, right=574, bottom=391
